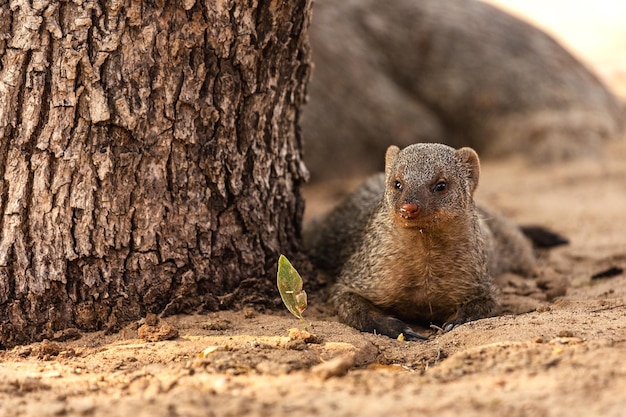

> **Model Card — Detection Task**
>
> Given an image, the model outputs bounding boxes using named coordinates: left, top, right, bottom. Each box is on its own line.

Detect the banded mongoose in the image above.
left=305, top=143, right=552, bottom=340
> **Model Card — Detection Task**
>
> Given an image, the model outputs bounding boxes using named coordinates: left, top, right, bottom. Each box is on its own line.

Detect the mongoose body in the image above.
left=305, top=143, right=536, bottom=340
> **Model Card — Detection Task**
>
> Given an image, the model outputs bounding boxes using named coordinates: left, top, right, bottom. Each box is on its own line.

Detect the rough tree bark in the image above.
left=0, top=0, right=311, bottom=347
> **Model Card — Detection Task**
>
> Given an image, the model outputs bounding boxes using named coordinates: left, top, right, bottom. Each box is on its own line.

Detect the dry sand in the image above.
left=2, top=122, right=625, bottom=417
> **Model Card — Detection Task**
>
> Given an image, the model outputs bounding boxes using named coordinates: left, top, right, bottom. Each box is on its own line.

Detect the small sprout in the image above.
left=277, top=254, right=308, bottom=329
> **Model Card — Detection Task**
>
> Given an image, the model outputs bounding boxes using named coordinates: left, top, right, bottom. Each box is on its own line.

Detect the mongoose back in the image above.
left=305, top=143, right=537, bottom=340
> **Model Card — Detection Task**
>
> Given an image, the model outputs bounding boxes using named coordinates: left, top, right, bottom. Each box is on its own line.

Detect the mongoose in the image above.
left=305, top=143, right=542, bottom=340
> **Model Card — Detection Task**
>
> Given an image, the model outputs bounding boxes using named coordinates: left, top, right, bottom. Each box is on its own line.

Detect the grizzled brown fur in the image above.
left=305, top=143, right=535, bottom=340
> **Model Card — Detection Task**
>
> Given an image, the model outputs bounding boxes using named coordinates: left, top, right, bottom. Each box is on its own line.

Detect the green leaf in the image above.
left=277, top=254, right=308, bottom=326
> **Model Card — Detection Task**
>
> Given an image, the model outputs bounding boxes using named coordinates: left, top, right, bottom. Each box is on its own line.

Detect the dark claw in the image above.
left=442, top=318, right=467, bottom=333
left=403, top=327, right=429, bottom=341
left=442, top=322, right=457, bottom=333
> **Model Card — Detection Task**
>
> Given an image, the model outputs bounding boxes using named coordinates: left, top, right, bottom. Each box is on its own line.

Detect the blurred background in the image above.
left=301, top=0, right=626, bottom=184
left=487, top=0, right=626, bottom=98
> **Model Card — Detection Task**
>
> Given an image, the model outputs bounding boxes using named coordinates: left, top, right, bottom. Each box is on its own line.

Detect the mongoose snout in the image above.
left=399, top=203, right=420, bottom=219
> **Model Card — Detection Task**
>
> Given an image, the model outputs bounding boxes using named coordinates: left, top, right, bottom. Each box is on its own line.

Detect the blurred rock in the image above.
left=302, top=0, right=624, bottom=181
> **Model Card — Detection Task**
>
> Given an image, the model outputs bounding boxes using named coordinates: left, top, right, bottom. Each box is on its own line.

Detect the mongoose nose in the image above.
left=399, top=203, right=420, bottom=219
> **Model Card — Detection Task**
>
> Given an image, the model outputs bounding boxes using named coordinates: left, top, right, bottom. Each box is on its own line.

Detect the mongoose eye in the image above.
left=433, top=181, right=447, bottom=192
left=394, top=181, right=403, bottom=191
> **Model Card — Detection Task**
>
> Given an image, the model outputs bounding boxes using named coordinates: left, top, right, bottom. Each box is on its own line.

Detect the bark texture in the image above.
left=0, top=0, right=311, bottom=347
left=302, top=0, right=624, bottom=181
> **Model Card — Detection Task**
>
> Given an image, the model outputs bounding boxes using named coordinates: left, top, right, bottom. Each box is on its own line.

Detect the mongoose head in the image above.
left=384, top=143, right=480, bottom=229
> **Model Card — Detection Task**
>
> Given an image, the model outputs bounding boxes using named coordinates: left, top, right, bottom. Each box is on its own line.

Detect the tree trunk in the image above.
left=0, top=0, right=311, bottom=347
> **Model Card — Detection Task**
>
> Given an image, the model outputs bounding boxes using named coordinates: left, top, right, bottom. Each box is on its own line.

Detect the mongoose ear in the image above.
left=385, top=145, right=401, bottom=177
left=455, top=147, right=481, bottom=194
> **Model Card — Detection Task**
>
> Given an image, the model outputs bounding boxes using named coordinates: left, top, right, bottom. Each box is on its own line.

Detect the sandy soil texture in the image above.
left=2, top=136, right=625, bottom=417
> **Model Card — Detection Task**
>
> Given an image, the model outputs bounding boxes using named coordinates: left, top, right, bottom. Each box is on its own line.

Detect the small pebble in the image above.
left=311, top=353, right=356, bottom=380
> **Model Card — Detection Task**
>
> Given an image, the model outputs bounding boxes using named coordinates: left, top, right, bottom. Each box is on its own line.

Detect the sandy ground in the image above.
left=2, top=4, right=626, bottom=417
left=2, top=122, right=626, bottom=417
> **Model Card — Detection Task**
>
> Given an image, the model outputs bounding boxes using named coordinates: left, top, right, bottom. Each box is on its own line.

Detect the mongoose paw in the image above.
left=442, top=295, right=497, bottom=333
left=403, top=327, right=429, bottom=341
left=376, top=316, right=427, bottom=341
left=333, top=288, right=429, bottom=340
